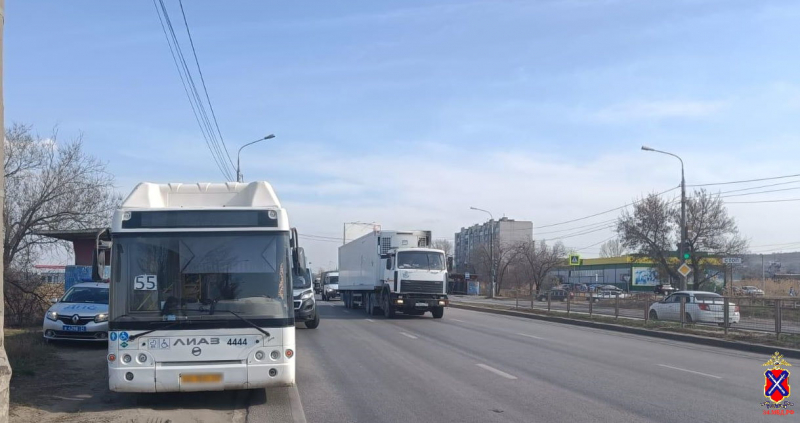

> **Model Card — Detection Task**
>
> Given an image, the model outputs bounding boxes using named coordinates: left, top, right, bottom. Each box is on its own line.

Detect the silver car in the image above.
left=42, top=282, right=109, bottom=342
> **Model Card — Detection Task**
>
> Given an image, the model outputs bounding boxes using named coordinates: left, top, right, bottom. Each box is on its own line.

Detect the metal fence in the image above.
left=504, top=290, right=800, bottom=337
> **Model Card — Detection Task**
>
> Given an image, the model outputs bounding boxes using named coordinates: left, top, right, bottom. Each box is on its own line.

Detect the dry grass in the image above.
left=5, top=328, right=58, bottom=377
left=735, top=278, right=800, bottom=297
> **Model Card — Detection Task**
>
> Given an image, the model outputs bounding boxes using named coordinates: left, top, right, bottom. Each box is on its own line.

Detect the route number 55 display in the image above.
left=134, top=275, right=158, bottom=290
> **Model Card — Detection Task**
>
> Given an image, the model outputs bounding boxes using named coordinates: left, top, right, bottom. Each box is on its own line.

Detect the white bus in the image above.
left=104, top=182, right=300, bottom=392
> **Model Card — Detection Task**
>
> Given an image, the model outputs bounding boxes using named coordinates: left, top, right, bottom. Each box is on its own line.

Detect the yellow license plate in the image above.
left=181, top=373, right=223, bottom=383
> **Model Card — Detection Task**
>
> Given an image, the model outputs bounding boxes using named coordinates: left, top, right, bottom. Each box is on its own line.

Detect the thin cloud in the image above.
left=591, top=100, right=726, bottom=123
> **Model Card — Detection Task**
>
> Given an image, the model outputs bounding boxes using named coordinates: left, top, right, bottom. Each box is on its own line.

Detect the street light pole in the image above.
left=236, top=134, right=275, bottom=182
left=642, top=146, right=687, bottom=290
left=470, top=207, right=495, bottom=298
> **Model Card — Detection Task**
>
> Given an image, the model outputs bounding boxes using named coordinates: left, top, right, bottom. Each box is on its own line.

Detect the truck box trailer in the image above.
left=338, top=230, right=448, bottom=318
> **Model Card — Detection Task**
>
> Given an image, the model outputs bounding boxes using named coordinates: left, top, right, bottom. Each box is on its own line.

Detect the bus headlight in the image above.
left=137, top=353, right=148, bottom=364
left=270, top=350, right=280, bottom=360
left=46, top=311, right=58, bottom=321
left=255, top=350, right=265, bottom=361
left=94, top=313, right=108, bottom=323
left=122, top=354, right=132, bottom=364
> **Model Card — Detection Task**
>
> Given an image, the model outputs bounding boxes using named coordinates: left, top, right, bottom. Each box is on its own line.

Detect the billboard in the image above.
left=632, top=267, right=660, bottom=286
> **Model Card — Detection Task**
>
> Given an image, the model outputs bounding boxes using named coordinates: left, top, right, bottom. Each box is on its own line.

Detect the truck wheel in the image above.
left=305, top=309, right=320, bottom=329
left=383, top=297, right=395, bottom=319
left=431, top=307, right=444, bottom=319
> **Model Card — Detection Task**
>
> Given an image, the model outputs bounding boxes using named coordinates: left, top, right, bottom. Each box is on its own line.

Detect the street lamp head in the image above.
left=641, top=145, right=654, bottom=151
left=469, top=206, right=478, bottom=210
left=264, top=134, right=276, bottom=140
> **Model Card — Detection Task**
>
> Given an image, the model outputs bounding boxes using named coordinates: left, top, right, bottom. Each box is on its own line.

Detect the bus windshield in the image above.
left=112, top=232, right=291, bottom=321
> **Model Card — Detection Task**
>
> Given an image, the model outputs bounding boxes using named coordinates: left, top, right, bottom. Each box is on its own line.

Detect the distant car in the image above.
left=741, top=286, right=765, bottom=296
left=648, top=291, right=740, bottom=325
left=536, top=289, right=574, bottom=302
left=587, top=290, right=631, bottom=302
left=43, top=282, right=109, bottom=342
left=654, top=283, right=677, bottom=295
left=321, top=272, right=340, bottom=301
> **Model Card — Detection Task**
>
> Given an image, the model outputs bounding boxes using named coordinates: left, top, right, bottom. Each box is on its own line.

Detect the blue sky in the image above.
left=7, top=0, right=800, bottom=268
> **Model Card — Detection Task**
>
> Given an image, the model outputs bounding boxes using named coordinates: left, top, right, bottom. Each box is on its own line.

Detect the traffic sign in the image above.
left=465, top=272, right=470, bottom=280
left=677, top=262, right=692, bottom=277
left=569, top=254, right=581, bottom=266
left=722, top=257, right=742, bottom=265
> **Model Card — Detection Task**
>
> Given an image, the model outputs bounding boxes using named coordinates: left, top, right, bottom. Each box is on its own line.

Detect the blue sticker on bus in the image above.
left=109, top=332, right=117, bottom=341
left=119, top=332, right=129, bottom=342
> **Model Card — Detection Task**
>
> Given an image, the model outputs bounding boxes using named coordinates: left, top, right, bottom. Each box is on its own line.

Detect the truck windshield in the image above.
left=325, top=276, right=338, bottom=285
left=397, top=251, right=445, bottom=270
left=112, top=232, right=291, bottom=321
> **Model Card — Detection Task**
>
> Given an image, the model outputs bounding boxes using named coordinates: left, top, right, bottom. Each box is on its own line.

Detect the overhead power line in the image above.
left=576, top=235, right=617, bottom=252
left=720, top=186, right=800, bottom=199
left=534, top=185, right=678, bottom=229
left=178, top=0, right=234, bottom=171
left=152, top=0, right=233, bottom=180
left=689, top=173, right=800, bottom=187
left=725, top=198, right=800, bottom=204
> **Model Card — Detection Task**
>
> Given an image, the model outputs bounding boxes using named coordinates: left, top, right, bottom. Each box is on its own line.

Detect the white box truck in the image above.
left=338, top=230, right=448, bottom=318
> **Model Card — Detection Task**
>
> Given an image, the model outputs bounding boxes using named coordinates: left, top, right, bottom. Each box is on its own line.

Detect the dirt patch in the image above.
left=8, top=330, right=245, bottom=423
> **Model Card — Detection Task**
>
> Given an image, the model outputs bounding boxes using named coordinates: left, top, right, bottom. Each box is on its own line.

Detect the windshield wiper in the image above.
left=129, top=320, right=188, bottom=341
left=212, top=310, right=271, bottom=338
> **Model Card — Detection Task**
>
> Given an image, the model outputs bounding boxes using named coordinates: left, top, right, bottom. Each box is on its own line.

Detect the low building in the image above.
left=549, top=255, right=724, bottom=292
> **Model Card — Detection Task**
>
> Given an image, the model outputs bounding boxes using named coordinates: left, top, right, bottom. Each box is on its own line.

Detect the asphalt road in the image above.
left=295, top=299, right=773, bottom=423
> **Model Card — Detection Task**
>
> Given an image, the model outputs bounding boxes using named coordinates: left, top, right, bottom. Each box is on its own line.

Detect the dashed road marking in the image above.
left=476, top=364, right=517, bottom=380
left=657, top=364, right=722, bottom=379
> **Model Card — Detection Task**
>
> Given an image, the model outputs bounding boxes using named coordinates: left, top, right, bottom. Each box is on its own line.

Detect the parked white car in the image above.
left=43, top=282, right=109, bottom=342
left=648, top=291, right=739, bottom=325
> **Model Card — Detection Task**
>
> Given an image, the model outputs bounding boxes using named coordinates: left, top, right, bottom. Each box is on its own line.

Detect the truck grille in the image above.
left=400, top=280, right=443, bottom=294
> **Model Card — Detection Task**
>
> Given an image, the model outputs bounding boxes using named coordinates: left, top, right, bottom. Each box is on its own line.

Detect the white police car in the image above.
left=43, top=282, right=109, bottom=342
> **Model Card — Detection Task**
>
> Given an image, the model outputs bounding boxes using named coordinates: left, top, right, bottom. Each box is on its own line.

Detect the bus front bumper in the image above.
left=109, top=361, right=295, bottom=392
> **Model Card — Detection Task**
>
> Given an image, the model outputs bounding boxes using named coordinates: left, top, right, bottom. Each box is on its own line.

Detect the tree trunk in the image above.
left=0, top=2, right=13, bottom=419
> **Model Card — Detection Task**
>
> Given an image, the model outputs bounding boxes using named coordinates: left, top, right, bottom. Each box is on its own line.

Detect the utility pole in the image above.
left=0, top=1, right=12, bottom=420
left=236, top=134, right=275, bottom=182
left=642, top=146, right=687, bottom=290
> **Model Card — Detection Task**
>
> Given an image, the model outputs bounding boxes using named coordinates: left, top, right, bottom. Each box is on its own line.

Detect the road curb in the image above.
left=451, top=302, right=800, bottom=359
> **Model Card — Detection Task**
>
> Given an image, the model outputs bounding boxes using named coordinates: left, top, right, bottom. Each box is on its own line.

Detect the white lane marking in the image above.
left=517, top=333, right=543, bottom=340
left=657, top=364, right=722, bottom=379
left=399, top=332, right=418, bottom=339
left=450, top=318, right=466, bottom=322
left=476, top=363, right=518, bottom=380
left=342, top=310, right=350, bottom=313
left=366, top=319, right=375, bottom=322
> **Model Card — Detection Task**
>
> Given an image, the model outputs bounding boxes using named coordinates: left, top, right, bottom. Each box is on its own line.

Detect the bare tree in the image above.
left=470, top=240, right=522, bottom=295
left=4, top=124, right=120, bottom=320
left=599, top=238, right=626, bottom=258
left=617, top=193, right=678, bottom=282
left=617, top=190, right=748, bottom=290
left=431, top=239, right=453, bottom=257
left=517, top=240, right=567, bottom=296
left=4, top=124, right=120, bottom=269
left=683, top=189, right=748, bottom=290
